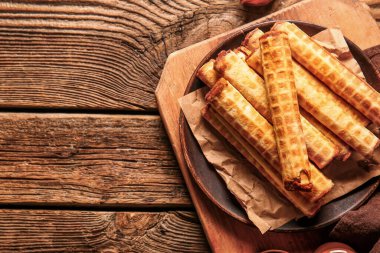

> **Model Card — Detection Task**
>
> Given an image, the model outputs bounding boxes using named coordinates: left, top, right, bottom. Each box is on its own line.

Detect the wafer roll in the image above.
left=197, top=60, right=220, bottom=88
left=233, top=46, right=251, bottom=60
left=243, top=29, right=265, bottom=73
left=291, top=60, right=371, bottom=128
left=244, top=31, right=377, bottom=158
left=260, top=31, right=312, bottom=191
left=242, top=28, right=265, bottom=51
left=197, top=54, right=250, bottom=89
left=293, top=62, right=379, bottom=157
left=301, top=110, right=352, bottom=161
left=205, top=78, right=279, bottom=168
left=206, top=79, right=333, bottom=199
left=215, top=50, right=338, bottom=168
left=272, top=21, right=380, bottom=126
left=246, top=48, right=264, bottom=75
left=202, top=105, right=321, bottom=217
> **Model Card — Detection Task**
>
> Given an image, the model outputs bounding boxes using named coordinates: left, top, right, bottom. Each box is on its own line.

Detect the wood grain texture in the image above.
left=0, top=113, right=190, bottom=207
left=360, top=0, right=380, bottom=25
left=0, top=210, right=208, bottom=252
left=277, top=0, right=380, bottom=26
left=0, top=0, right=377, bottom=111
left=0, top=0, right=272, bottom=111
left=156, top=0, right=380, bottom=252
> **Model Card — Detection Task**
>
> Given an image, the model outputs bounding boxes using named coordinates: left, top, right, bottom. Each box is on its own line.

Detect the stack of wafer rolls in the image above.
left=202, top=104, right=322, bottom=217
left=272, top=21, right=380, bottom=127
left=214, top=50, right=338, bottom=168
left=204, top=78, right=333, bottom=201
left=194, top=21, right=380, bottom=217
left=244, top=28, right=369, bottom=126
left=241, top=40, right=353, bottom=160
left=243, top=28, right=379, bottom=158
left=197, top=55, right=351, bottom=161
left=260, top=31, right=313, bottom=191
left=198, top=68, right=334, bottom=199
left=198, top=56, right=341, bottom=165
left=243, top=52, right=356, bottom=161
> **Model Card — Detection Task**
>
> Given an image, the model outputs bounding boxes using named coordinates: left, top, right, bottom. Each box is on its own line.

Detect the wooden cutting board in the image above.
left=156, top=0, right=380, bottom=251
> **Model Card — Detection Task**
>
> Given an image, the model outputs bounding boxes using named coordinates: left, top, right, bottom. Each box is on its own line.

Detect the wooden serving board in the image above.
left=156, top=0, right=380, bottom=251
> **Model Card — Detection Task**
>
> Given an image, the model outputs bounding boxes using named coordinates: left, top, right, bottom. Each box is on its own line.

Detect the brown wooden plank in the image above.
left=0, top=0, right=271, bottom=111
left=0, top=207, right=333, bottom=252
left=0, top=210, right=209, bottom=252
left=0, top=113, right=190, bottom=207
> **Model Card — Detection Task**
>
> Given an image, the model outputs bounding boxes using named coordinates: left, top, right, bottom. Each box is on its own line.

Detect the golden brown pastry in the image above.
left=196, top=60, right=220, bottom=88
left=245, top=28, right=369, bottom=127
left=272, top=21, right=380, bottom=127
left=202, top=105, right=322, bottom=217
left=301, top=110, right=352, bottom=161
left=260, top=31, right=312, bottom=191
left=291, top=61, right=379, bottom=157
left=244, top=29, right=378, bottom=158
left=246, top=48, right=264, bottom=75
left=205, top=78, right=279, bottom=168
left=243, top=29, right=265, bottom=74
left=205, top=78, right=334, bottom=199
left=233, top=46, right=251, bottom=60
left=242, top=28, right=265, bottom=51
left=214, top=50, right=338, bottom=169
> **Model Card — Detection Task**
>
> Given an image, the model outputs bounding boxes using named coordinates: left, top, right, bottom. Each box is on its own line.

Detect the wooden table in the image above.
left=0, top=0, right=378, bottom=252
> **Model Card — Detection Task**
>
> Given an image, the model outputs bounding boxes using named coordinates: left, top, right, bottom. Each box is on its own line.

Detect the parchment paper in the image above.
left=178, top=29, right=380, bottom=234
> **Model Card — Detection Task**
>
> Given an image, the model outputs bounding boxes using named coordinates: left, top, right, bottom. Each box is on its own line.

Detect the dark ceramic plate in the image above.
left=179, top=20, right=380, bottom=232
